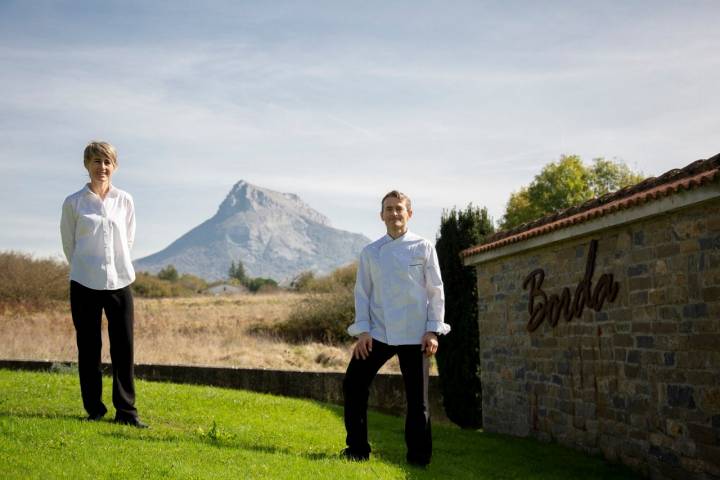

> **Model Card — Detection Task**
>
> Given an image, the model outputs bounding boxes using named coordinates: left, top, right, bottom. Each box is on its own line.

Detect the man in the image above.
left=342, top=190, right=450, bottom=467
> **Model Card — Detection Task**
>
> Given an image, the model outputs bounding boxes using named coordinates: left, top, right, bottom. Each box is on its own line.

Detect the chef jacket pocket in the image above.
left=408, top=260, right=425, bottom=284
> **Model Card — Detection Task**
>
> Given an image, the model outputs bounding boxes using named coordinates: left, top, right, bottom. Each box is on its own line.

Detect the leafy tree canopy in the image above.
left=500, top=155, right=644, bottom=230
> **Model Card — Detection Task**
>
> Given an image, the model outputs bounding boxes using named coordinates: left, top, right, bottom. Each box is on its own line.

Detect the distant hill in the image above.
left=134, top=180, right=370, bottom=282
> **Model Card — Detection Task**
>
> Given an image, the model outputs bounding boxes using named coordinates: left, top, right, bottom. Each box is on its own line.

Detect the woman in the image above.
left=60, top=141, right=147, bottom=428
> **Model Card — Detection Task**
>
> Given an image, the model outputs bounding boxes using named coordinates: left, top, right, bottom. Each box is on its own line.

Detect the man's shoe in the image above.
left=114, top=416, right=149, bottom=429
left=86, top=412, right=105, bottom=421
left=408, top=460, right=429, bottom=469
left=407, top=456, right=430, bottom=468
left=341, top=448, right=369, bottom=462
left=85, top=406, right=107, bottom=421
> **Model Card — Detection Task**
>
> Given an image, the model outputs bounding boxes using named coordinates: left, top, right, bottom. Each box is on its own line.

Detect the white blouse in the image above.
left=60, top=184, right=136, bottom=290
left=348, top=231, right=450, bottom=345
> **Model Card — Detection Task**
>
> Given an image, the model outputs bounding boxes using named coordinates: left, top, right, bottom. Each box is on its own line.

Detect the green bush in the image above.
left=271, top=290, right=354, bottom=344
left=245, top=277, right=278, bottom=293
left=291, top=263, right=356, bottom=293
left=435, top=205, right=494, bottom=428
left=132, top=271, right=208, bottom=298
left=0, top=251, right=69, bottom=310
left=259, top=263, right=358, bottom=344
left=157, top=265, right=179, bottom=282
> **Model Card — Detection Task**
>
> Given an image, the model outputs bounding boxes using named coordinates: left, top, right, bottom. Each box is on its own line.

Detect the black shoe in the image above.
left=114, top=416, right=149, bottom=429
left=85, top=406, right=107, bottom=421
left=341, top=448, right=369, bottom=462
left=407, top=456, right=430, bottom=468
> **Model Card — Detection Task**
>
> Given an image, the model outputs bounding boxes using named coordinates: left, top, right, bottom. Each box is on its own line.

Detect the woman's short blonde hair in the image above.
left=83, top=141, right=118, bottom=168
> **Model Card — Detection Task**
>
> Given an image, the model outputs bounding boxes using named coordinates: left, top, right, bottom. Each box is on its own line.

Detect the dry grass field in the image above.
left=0, top=293, right=406, bottom=374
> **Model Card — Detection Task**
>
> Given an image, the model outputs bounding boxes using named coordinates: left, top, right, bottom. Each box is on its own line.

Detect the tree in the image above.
left=157, top=265, right=179, bottom=282
left=588, top=157, right=644, bottom=196
left=501, top=155, right=644, bottom=230
left=228, top=260, right=247, bottom=284
left=435, top=204, right=494, bottom=428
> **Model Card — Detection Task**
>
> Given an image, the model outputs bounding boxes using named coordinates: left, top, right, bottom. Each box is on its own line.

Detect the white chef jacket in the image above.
left=60, top=184, right=136, bottom=290
left=347, top=231, right=450, bottom=345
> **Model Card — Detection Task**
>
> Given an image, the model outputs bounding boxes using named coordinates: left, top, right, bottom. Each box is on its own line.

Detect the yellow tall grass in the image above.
left=0, top=293, right=404, bottom=373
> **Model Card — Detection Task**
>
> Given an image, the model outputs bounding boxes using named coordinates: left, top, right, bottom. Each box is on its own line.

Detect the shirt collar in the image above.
left=382, top=230, right=411, bottom=243
left=83, top=183, right=118, bottom=198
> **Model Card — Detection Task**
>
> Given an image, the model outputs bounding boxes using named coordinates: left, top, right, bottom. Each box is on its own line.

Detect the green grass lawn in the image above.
left=0, top=369, right=640, bottom=479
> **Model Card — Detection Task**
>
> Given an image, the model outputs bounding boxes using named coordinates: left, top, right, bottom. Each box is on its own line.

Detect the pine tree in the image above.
left=435, top=205, right=494, bottom=428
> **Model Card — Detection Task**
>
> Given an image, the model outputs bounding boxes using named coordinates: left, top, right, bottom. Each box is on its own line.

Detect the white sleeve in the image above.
left=425, top=243, right=450, bottom=335
left=347, top=251, right=372, bottom=336
left=126, top=194, right=136, bottom=251
left=60, top=198, right=76, bottom=263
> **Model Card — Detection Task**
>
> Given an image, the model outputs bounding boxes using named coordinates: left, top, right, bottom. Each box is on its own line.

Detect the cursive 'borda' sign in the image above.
left=522, top=240, right=619, bottom=333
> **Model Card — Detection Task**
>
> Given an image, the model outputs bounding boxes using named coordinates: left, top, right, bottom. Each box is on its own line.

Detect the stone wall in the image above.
left=0, top=359, right=448, bottom=423
left=471, top=199, right=720, bottom=479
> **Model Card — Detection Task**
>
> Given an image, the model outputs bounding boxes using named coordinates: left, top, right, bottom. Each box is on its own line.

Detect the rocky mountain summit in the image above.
left=134, top=180, right=370, bottom=282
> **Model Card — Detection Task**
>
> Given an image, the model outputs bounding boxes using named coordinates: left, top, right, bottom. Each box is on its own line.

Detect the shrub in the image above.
left=271, top=291, right=354, bottom=344
left=260, top=263, right=358, bottom=344
left=0, top=251, right=69, bottom=310
left=132, top=271, right=207, bottom=298
left=291, top=263, right=357, bottom=293
left=245, top=277, right=278, bottom=293
left=435, top=205, right=494, bottom=428
left=157, top=265, right=179, bottom=282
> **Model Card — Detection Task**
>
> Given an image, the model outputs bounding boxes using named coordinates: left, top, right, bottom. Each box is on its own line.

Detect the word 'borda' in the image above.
left=522, top=240, right=619, bottom=332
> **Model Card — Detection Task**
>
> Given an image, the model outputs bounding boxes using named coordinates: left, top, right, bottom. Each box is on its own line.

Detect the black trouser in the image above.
left=69, top=280, right=137, bottom=420
left=343, top=339, right=432, bottom=464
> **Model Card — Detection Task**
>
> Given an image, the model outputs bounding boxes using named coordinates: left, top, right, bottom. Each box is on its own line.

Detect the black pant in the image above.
left=70, top=280, right=137, bottom=420
left=343, top=339, right=432, bottom=464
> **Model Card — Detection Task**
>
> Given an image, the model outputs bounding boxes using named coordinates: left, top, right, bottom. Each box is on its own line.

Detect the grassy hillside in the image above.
left=0, top=369, right=639, bottom=479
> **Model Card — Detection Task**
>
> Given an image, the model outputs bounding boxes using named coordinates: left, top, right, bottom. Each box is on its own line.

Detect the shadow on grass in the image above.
left=318, top=404, right=642, bottom=480
left=102, top=430, right=339, bottom=462
left=0, top=410, right=86, bottom=422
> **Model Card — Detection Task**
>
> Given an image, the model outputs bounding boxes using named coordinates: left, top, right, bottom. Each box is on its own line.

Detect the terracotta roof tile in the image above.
left=461, top=153, right=720, bottom=258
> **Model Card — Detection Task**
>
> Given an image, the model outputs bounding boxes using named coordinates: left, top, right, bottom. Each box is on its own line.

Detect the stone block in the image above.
left=688, top=334, right=720, bottom=351
left=628, top=263, right=650, bottom=277
left=652, top=322, right=678, bottom=334
left=613, top=334, right=634, bottom=348
left=629, top=291, right=649, bottom=306
left=699, top=234, right=720, bottom=251
left=627, top=350, right=641, bottom=364
left=629, top=276, right=652, bottom=291
left=697, top=444, right=720, bottom=468
left=687, top=423, right=719, bottom=445
left=700, top=388, right=720, bottom=414
left=664, top=352, right=676, bottom=366
left=683, top=303, right=708, bottom=318
left=636, top=336, right=654, bottom=349
left=666, top=419, right=686, bottom=437
left=702, top=286, right=720, bottom=301
left=667, top=385, right=696, bottom=409
left=630, top=247, right=655, bottom=262
left=656, top=243, right=680, bottom=258
left=659, top=305, right=682, bottom=321
left=648, top=288, right=670, bottom=304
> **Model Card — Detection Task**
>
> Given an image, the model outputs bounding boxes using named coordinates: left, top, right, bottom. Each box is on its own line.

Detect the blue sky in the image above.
left=1, top=0, right=719, bottom=261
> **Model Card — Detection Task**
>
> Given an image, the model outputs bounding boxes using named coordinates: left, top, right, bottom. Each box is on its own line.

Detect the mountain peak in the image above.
left=135, top=180, right=370, bottom=281
left=215, top=180, right=330, bottom=226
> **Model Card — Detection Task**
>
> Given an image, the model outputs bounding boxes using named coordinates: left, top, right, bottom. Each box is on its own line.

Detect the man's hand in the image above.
left=353, top=333, right=373, bottom=360
left=421, top=332, right=438, bottom=357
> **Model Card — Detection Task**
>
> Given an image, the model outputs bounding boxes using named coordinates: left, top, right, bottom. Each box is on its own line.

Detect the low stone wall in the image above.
left=466, top=194, right=720, bottom=479
left=0, top=359, right=448, bottom=423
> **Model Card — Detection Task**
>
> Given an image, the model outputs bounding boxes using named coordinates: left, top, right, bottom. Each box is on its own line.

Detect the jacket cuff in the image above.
left=426, top=321, right=451, bottom=335
left=347, top=321, right=370, bottom=336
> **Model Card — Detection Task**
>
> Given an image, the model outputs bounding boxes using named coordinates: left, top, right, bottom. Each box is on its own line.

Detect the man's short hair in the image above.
left=381, top=190, right=412, bottom=212
left=83, top=141, right=118, bottom=169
